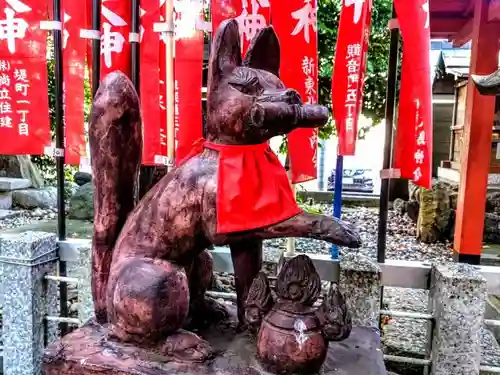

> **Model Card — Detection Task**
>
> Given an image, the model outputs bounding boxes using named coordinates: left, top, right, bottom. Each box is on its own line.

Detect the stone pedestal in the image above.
left=429, top=263, right=486, bottom=375
left=340, top=253, right=381, bottom=328
left=43, top=312, right=387, bottom=375
left=0, top=231, right=59, bottom=375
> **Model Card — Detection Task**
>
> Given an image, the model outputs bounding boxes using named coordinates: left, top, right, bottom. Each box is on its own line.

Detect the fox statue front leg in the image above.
left=227, top=212, right=361, bottom=325
left=254, top=211, right=362, bottom=247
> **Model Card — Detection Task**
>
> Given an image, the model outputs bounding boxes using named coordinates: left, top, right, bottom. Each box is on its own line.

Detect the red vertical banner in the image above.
left=393, top=57, right=412, bottom=177
left=140, top=0, right=165, bottom=166
left=393, top=0, right=432, bottom=189
left=271, top=0, right=318, bottom=183
left=100, top=0, right=131, bottom=78
left=212, top=0, right=270, bottom=56
left=0, top=0, right=51, bottom=155
left=332, top=0, right=372, bottom=156
left=174, top=0, right=204, bottom=165
left=62, top=0, right=89, bottom=165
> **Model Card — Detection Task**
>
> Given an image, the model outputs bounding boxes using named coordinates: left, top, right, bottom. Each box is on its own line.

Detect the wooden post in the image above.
left=453, top=0, right=500, bottom=264
left=448, top=83, right=459, bottom=162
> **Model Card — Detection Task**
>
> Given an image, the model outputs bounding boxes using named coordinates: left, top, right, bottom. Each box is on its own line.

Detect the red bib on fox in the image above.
left=182, top=139, right=302, bottom=234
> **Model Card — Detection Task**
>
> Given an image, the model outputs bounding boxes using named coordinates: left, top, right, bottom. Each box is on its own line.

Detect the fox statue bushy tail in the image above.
left=89, top=72, right=142, bottom=323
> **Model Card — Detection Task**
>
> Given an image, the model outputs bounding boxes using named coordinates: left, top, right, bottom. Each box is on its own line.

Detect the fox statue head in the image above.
left=206, top=19, right=329, bottom=145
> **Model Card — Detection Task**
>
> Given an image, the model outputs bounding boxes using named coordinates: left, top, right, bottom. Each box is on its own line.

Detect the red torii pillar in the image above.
left=453, top=0, right=500, bottom=264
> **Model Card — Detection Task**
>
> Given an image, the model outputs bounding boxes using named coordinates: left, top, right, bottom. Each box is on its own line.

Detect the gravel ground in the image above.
left=0, top=208, right=58, bottom=230
left=3, top=204, right=500, bottom=373
left=259, top=206, right=453, bottom=264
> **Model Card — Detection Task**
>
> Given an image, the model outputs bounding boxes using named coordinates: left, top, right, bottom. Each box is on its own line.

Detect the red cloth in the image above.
left=392, top=0, right=433, bottom=189
left=182, top=140, right=302, bottom=234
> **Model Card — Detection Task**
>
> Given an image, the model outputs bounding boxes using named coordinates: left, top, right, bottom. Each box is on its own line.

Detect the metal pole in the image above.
left=377, top=8, right=399, bottom=265
left=91, top=0, right=102, bottom=97
left=52, top=0, right=68, bottom=336
left=131, top=0, right=152, bottom=198
left=165, top=0, right=175, bottom=170
left=318, top=139, right=325, bottom=190
left=284, top=153, right=296, bottom=257
left=448, top=82, right=459, bottom=161
left=131, top=0, right=140, bottom=93
left=330, top=152, right=343, bottom=259
left=377, top=6, right=399, bottom=330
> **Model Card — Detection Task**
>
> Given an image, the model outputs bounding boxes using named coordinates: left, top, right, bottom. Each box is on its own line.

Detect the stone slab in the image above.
left=298, top=190, right=380, bottom=206
left=43, top=316, right=387, bottom=375
left=0, top=191, right=12, bottom=209
left=0, top=208, right=17, bottom=220
left=0, top=177, right=32, bottom=191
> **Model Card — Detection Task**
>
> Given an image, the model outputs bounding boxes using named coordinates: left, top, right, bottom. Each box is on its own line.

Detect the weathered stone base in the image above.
left=43, top=313, right=387, bottom=375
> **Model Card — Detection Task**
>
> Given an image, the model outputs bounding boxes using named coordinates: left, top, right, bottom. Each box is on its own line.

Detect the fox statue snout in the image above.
left=254, top=88, right=330, bottom=129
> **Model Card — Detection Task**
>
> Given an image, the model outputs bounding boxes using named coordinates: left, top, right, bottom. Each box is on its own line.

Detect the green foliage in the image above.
left=47, top=58, right=56, bottom=132
left=317, top=0, right=393, bottom=140
left=294, top=186, right=324, bottom=214
left=301, top=203, right=324, bottom=215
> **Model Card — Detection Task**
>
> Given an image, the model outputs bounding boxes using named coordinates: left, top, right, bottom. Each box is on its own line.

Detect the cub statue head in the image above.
left=206, top=19, right=329, bottom=145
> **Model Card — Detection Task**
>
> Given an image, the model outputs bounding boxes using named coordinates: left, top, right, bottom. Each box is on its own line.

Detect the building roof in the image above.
left=429, top=0, right=474, bottom=41
left=440, top=49, right=472, bottom=77
left=430, top=39, right=471, bottom=80
left=431, top=39, right=500, bottom=79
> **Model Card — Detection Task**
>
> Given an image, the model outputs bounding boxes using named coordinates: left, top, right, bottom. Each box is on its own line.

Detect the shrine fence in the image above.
left=1, top=231, right=500, bottom=374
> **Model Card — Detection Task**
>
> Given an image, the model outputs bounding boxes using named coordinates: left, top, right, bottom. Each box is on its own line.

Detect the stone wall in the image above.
left=394, top=180, right=500, bottom=244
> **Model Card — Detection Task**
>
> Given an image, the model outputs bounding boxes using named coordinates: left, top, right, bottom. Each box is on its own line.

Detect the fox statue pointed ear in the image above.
left=208, top=19, right=243, bottom=91
left=243, top=26, right=281, bottom=77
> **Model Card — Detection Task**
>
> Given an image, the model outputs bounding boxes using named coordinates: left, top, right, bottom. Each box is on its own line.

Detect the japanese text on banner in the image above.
left=0, top=0, right=51, bottom=155
left=100, top=0, right=131, bottom=77
left=332, top=0, right=372, bottom=156
left=393, top=0, right=432, bottom=189
left=0, top=64, right=30, bottom=136
left=344, top=43, right=361, bottom=137
left=412, top=99, right=427, bottom=183
left=212, top=0, right=270, bottom=56
left=302, top=55, right=318, bottom=169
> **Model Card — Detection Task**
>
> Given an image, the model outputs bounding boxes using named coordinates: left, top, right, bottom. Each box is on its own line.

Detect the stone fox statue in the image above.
left=89, top=19, right=362, bottom=362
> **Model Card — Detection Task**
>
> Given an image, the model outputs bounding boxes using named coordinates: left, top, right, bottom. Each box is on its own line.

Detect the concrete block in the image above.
left=0, top=177, right=32, bottom=191
left=340, top=253, right=381, bottom=328
left=0, top=231, right=59, bottom=375
left=429, top=263, right=486, bottom=375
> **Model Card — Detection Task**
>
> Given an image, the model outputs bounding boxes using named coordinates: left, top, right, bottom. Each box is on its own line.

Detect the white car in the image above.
left=327, top=168, right=375, bottom=193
